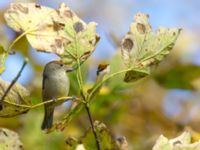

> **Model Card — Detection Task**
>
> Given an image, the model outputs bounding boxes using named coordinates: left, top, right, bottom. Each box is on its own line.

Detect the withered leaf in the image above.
left=0, top=78, right=31, bottom=117
left=121, top=12, right=181, bottom=82
left=4, top=3, right=99, bottom=67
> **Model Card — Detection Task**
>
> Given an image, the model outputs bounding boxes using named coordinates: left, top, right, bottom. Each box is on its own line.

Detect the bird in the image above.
left=41, top=60, right=73, bottom=130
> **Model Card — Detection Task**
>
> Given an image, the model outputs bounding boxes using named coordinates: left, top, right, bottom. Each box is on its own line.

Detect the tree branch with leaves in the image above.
left=0, top=2, right=181, bottom=150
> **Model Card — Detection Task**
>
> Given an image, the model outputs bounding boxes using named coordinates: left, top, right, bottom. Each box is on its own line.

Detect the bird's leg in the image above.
left=71, top=96, right=77, bottom=101
left=52, top=97, right=57, bottom=103
left=71, top=96, right=86, bottom=103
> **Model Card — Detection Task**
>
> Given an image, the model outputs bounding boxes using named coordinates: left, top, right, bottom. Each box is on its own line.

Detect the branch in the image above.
left=0, top=58, right=28, bottom=110
left=75, top=56, right=101, bottom=149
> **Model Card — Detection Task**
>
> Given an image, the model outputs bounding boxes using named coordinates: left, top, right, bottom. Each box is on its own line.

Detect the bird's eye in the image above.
left=60, top=64, right=63, bottom=67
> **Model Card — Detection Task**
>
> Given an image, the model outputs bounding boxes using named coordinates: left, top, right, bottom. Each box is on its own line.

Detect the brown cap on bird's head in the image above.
left=46, top=60, right=74, bottom=72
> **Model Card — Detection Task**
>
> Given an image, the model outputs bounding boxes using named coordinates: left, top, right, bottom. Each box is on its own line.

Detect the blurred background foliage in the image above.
left=0, top=0, right=200, bottom=150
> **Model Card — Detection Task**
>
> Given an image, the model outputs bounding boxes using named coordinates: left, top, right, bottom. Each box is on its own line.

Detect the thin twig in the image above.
left=31, top=96, right=80, bottom=109
left=0, top=58, right=28, bottom=110
left=80, top=91, right=101, bottom=150
left=3, top=96, right=79, bottom=110
left=84, top=102, right=101, bottom=150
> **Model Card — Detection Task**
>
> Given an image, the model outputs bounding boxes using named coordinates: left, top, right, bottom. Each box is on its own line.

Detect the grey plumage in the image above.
left=41, top=61, right=71, bottom=130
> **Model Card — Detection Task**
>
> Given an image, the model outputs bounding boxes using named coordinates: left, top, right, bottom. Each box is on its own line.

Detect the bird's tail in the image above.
left=41, top=106, right=54, bottom=130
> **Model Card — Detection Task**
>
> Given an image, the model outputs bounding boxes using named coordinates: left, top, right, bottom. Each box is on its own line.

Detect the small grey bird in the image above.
left=41, top=60, right=73, bottom=130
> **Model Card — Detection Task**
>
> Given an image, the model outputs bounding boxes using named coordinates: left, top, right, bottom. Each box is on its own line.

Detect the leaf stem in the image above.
left=88, top=68, right=133, bottom=100
left=76, top=58, right=101, bottom=150
left=0, top=58, right=28, bottom=110
left=7, top=31, right=28, bottom=53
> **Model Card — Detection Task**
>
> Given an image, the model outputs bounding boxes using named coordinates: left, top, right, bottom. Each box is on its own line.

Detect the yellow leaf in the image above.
left=0, top=45, right=6, bottom=74
left=4, top=3, right=99, bottom=66
left=0, top=78, right=31, bottom=117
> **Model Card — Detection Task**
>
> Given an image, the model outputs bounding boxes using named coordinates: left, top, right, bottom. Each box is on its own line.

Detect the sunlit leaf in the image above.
left=121, top=12, right=181, bottom=82
left=0, top=78, right=31, bottom=117
left=0, top=45, right=6, bottom=74
left=0, top=128, right=23, bottom=150
left=153, top=132, right=200, bottom=150
left=13, top=36, right=29, bottom=56
left=62, top=18, right=100, bottom=66
left=4, top=3, right=99, bottom=66
left=154, top=64, right=200, bottom=90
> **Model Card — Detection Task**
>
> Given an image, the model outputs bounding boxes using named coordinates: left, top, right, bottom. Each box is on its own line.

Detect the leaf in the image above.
left=65, top=121, right=128, bottom=150
left=121, top=12, right=181, bottom=82
left=154, top=64, right=200, bottom=90
left=62, top=18, right=100, bottom=66
left=0, top=128, right=23, bottom=150
left=13, top=36, right=29, bottom=56
left=0, top=45, right=7, bottom=74
left=0, top=78, right=31, bottom=117
left=153, top=132, right=200, bottom=150
left=4, top=3, right=99, bottom=66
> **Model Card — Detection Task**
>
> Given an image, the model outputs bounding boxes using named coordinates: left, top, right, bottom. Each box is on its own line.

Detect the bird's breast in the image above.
left=42, top=72, right=70, bottom=100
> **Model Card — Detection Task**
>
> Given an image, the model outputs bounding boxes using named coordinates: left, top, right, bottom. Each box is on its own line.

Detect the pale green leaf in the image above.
left=62, top=19, right=99, bottom=66
left=121, top=12, right=181, bottom=82
left=0, top=45, right=6, bottom=74
left=0, top=78, right=31, bottom=117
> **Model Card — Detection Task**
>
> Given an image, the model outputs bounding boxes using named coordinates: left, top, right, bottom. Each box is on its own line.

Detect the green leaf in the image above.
left=123, top=68, right=150, bottom=82
left=0, top=128, right=23, bottom=150
left=0, top=45, right=7, bottom=74
left=65, top=121, right=128, bottom=150
left=121, top=12, right=181, bottom=82
left=153, top=132, right=200, bottom=150
left=62, top=17, right=100, bottom=66
left=0, top=78, right=31, bottom=117
left=108, top=52, right=127, bottom=90
left=154, top=64, right=200, bottom=90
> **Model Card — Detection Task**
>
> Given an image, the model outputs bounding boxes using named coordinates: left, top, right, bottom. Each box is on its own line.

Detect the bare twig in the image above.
left=81, top=92, right=101, bottom=150
left=0, top=58, right=28, bottom=110
left=84, top=102, right=101, bottom=150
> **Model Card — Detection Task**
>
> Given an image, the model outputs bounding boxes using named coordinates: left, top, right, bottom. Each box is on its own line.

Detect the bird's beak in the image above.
left=65, top=67, right=74, bottom=72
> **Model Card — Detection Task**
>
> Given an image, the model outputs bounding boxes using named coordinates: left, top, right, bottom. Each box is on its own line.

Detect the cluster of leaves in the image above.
left=0, top=2, right=181, bottom=150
